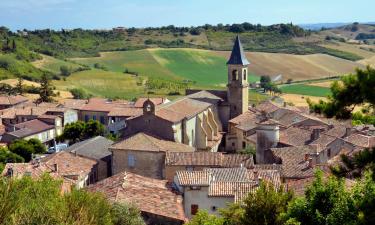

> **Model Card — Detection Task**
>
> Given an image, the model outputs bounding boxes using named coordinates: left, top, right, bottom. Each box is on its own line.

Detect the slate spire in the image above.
left=226, top=35, right=250, bottom=65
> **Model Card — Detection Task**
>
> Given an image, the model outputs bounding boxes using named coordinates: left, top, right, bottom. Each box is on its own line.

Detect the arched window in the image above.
left=243, top=69, right=247, bottom=80
left=232, top=70, right=238, bottom=81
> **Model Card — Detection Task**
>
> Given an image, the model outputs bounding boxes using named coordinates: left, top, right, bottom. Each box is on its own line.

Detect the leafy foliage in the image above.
left=60, top=120, right=105, bottom=144
left=8, top=139, right=46, bottom=162
left=37, top=74, right=56, bottom=103
left=69, top=87, right=91, bottom=99
left=0, top=175, right=145, bottom=225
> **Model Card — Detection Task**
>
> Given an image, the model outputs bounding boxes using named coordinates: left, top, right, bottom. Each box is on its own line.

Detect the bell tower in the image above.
left=227, top=35, right=250, bottom=119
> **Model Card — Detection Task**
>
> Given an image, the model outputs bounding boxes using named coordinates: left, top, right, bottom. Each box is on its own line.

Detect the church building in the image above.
left=122, top=35, right=251, bottom=152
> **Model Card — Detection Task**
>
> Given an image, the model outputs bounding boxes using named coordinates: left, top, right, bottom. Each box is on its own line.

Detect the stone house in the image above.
left=174, top=167, right=281, bottom=219
left=0, top=95, right=29, bottom=110
left=110, top=132, right=195, bottom=179
left=2, top=151, right=98, bottom=190
left=86, top=171, right=186, bottom=225
left=1, top=118, right=62, bottom=145
left=65, top=136, right=114, bottom=181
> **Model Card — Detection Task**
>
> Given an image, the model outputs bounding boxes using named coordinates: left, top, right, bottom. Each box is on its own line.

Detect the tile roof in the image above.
left=324, top=125, right=348, bottom=138
left=61, top=99, right=88, bottom=110
left=176, top=170, right=210, bottom=186
left=0, top=106, right=49, bottom=119
left=255, top=101, right=281, bottom=114
left=134, top=97, right=168, bottom=108
left=80, top=98, right=130, bottom=112
left=86, top=171, right=185, bottom=222
left=0, top=95, right=28, bottom=106
left=155, top=98, right=211, bottom=123
left=310, top=133, right=336, bottom=150
left=208, top=181, right=258, bottom=198
left=229, top=111, right=260, bottom=131
left=165, top=152, right=254, bottom=168
left=271, top=146, right=316, bottom=179
left=107, top=107, right=143, bottom=117
left=66, top=136, right=114, bottom=160
left=110, top=132, right=195, bottom=152
left=344, top=133, right=374, bottom=148
left=279, top=126, right=313, bottom=146
left=7, top=119, right=54, bottom=138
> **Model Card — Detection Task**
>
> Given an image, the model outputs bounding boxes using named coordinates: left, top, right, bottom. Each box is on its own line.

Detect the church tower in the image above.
left=227, top=35, right=249, bottom=119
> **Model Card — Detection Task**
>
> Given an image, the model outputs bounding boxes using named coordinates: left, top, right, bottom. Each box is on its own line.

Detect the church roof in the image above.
left=227, top=35, right=250, bottom=66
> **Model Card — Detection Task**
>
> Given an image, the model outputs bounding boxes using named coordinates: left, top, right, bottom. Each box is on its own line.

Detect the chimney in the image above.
left=308, top=158, right=314, bottom=168
left=311, top=129, right=321, bottom=141
left=53, top=163, right=58, bottom=172
left=345, top=127, right=352, bottom=137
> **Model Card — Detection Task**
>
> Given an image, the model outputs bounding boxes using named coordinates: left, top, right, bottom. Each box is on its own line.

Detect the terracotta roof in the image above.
left=61, top=99, right=88, bottom=110
left=208, top=181, right=258, bottom=199
left=156, top=98, right=211, bottom=123
left=0, top=106, right=49, bottom=119
left=108, top=107, right=143, bottom=117
left=80, top=98, right=130, bottom=112
left=86, top=171, right=185, bottom=222
left=41, top=151, right=97, bottom=178
left=165, top=152, right=254, bottom=168
left=7, top=119, right=54, bottom=138
left=279, top=126, right=313, bottom=146
left=176, top=170, right=210, bottom=186
left=110, top=132, right=195, bottom=152
left=255, top=101, right=281, bottom=114
left=310, top=134, right=336, bottom=150
left=324, top=125, right=348, bottom=138
left=0, top=95, right=28, bottom=106
left=229, top=111, right=259, bottom=131
left=344, top=133, right=374, bottom=148
left=1, top=162, right=59, bottom=179
left=271, top=146, right=316, bottom=179
left=134, top=97, right=168, bottom=108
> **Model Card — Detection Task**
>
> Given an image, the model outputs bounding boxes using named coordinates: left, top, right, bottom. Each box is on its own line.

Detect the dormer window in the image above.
left=232, top=70, right=238, bottom=81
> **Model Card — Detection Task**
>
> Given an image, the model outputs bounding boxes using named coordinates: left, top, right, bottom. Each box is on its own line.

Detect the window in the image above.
left=243, top=69, right=247, bottom=80
left=232, top=142, right=235, bottom=147
left=232, top=70, right=238, bottom=81
left=242, top=141, right=246, bottom=149
left=327, top=148, right=331, bottom=158
left=191, top=204, right=199, bottom=215
left=84, top=115, right=89, bottom=122
left=128, top=154, right=135, bottom=168
left=211, top=206, right=217, bottom=212
left=100, top=116, right=105, bottom=124
left=93, top=115, right=97, bottom=121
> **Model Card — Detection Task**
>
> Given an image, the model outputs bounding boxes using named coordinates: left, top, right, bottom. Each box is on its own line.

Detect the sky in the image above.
left=0, top=0, right=374, bottom=30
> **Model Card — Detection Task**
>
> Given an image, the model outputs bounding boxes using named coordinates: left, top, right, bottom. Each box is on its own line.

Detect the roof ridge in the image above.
left=142, top=133, right=163, bottom=152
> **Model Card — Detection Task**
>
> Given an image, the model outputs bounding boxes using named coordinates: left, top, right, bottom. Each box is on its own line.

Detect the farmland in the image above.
left=32, top=54, right=84, bottom=75
left=279, top=84, right=331, bottom=97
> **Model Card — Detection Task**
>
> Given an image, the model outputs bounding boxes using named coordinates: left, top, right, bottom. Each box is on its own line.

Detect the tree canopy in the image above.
left=59, top=120, right=105, bottom=144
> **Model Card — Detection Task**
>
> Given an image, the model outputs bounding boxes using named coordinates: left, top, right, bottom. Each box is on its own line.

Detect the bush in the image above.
left=8, top=139, right=46, bottom=162
left=70, top=88, right=90, bottom=99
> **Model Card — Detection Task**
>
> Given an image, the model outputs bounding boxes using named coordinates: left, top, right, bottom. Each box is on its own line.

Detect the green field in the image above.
left=32, top=54, right=83, bottom=75
left=280, top=84, right=331, bottom=97
left=71, top=48, right=259, bottom=88
left=53, top=69, right=145, bottom=99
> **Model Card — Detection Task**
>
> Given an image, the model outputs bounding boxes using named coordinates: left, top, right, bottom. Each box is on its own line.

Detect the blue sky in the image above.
left=0, top=0, right=374, bottom=30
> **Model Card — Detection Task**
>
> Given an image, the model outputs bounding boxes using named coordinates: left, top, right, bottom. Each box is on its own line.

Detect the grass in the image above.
left=53, top=69, right=145, bottom=100
left=280, top=84, right=331, bottom=97
left=32, top=54, right=83, bottom=75
left=249, top=89, right=270, bottom=105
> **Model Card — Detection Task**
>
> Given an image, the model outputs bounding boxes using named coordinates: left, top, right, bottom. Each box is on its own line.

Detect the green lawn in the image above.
left=249, top=89, right=270, bottom=105
left=280, top=84, right=331, bottom=97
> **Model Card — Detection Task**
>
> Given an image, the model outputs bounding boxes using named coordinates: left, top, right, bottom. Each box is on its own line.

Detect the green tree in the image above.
left=185, top=210, right=224, bottom=225
left=83, top=120, right=105, bottom=139
left=8, top=139, right=46, bottom=162
left=352, top=172, right=375, bottom=225
left=60, top=65, right=72, bottom=76
left=241, top=183, right=293, bottom=225
left=70, top=88, right=90, bottom=99
left=111, top=203, right=145, bottom=225
left=37, top=74, right=56, bottom=103
left=15, top=77, right=24, bottom=95
left=260, top=75, right=272, bottom=93
left=283, top=170, right=357, bottom=225
left=60, top=121, right=86, bottom=143
left=308, top=66, right=375, bottom=122
left=0, top=83, right=16, bottom=95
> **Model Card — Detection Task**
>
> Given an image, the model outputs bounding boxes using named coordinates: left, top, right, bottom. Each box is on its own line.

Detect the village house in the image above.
left=110, top=132, right=195, bottom=179
left=2, top=151, right=98, bottom=190
left=1, top=117, right=62, bottom=145
left=174, top=167, right=281, bottom=219
left=65, top=136, right=114, bottom=181
left=164, top=151, right=254, bottom=181
left=86, top=171, right=186, bottom=225
left=0, top=95, right=29, bottom=110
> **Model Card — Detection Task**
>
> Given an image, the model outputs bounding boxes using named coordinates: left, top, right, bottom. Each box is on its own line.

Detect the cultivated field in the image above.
left=280, top=84, right=331, bottom=97
left=321, top=42, right=375, bottom=59
left=216, top=51, right=363, bottom=81
left=281, top=94, right=327, bottom=107
left=32, top=54, right=83, bottom=75
left=53, top=69, right=145, bottom=100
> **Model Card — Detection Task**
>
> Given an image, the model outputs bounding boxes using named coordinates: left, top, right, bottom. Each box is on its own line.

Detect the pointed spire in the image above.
left=226, top=35, right=250, bottom=66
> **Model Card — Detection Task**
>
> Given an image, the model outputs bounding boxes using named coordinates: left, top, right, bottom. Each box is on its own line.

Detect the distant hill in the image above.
left=299, top=22, right=375, bottom=31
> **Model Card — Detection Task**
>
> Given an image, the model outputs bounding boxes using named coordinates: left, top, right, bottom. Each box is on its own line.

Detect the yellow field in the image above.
left=321, top=42, right=375, bottom=59
left=281, top=94, right=327, bottom=107
left=0, top=79, right=40, bottom=87
left=216, top=51, right=363, bottom=81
